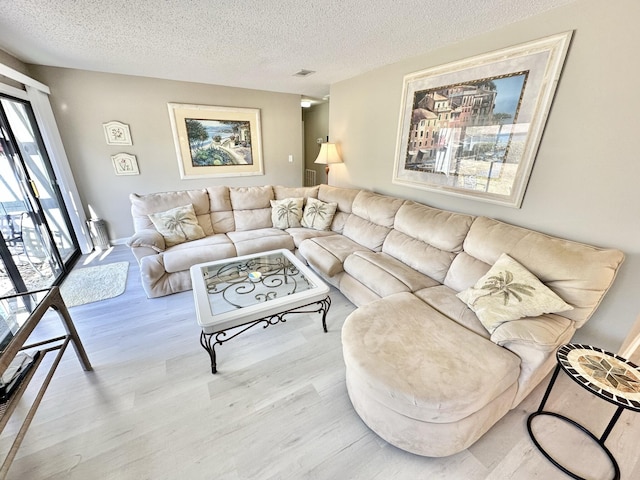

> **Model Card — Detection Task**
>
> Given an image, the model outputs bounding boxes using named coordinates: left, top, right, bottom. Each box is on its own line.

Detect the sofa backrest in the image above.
left=228, top=186, right=273, bottom=232
left=205, top=186, right=235, bottom=233
left=273, top=185, right=320, bottom=201
left=130, top=189, right=214, bottom=235
left=317, top=184, right=360, bottom=234
left=342, top=191, right=405, bottom=251
left=383, top=201, right=475, bottom=283
left=444, top=216, right=625, bottom=328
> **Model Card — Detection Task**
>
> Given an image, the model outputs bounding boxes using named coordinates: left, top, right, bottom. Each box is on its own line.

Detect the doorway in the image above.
left=0, top=94, right=79, bottom=295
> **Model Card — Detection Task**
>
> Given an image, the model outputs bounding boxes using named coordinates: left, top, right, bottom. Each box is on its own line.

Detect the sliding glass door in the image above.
left=0, top=94, right=79, bottom=295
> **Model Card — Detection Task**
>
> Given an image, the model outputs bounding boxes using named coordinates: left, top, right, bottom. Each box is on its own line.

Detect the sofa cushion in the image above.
left=130, top=189, right=214, bottom=235
left=382, top=201, right=474, bottom=283
left=162, top=234, right=236, bottom=273
left=342, top=191, right=405, bottom=252
left=414, top=285, right=490, bottom=338
left=342, top=292, right=520, bottom=423
left=301, top=197, right=338, bottom=231
left=457, top=253, right=573, bottom=333
left=206, top=186, right=235, bottom=233
left=298, top=234, right=369, bottom=277
left=226, top=228, right=294, bottom=256
left=454, top=216, right=625, bottom=328
left=317, top=184, right=360, bottom=233
left=270, top=198, right=304, bottom=229
left=285, top=227, right=336, bottom=248
left=148, top=204, right=206, bottom=247
left=273, top=185, right=319, bottom=200
left=343, top=251, right=439, bottom=297
left=229, top=186, right=273, bottom=231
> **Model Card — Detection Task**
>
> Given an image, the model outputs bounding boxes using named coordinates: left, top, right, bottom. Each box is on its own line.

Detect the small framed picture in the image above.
left=111, top=153, right=139, bottom=175
left=103, top=121, right=132, bottom=145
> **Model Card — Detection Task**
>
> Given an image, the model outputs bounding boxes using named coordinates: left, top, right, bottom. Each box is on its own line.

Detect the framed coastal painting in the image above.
left=392, top=31, right=573, bottom=207
left=168, top=103, right=263, bottom=179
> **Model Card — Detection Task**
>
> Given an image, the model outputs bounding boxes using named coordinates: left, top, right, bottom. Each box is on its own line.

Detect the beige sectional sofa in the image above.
left=127, top=184, right=624, bottom=457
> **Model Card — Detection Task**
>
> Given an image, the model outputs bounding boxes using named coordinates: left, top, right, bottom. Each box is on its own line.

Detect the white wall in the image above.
left=328, top=0, right=640, bottom=351
left=28, top=67, right=304, bottom=241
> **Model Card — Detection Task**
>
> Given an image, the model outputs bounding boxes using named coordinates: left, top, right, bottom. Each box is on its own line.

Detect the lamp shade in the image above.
left=314, top=143, right=342, bottom=165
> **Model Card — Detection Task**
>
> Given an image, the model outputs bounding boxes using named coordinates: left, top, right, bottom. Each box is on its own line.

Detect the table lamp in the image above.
left=314, top=142, right=342, bottom=184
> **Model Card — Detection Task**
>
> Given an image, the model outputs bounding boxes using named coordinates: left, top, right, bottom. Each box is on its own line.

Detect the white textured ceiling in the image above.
left=0, top=0, right=577, bottom=99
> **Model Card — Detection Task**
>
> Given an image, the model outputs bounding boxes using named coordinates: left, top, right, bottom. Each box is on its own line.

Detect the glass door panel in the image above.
left=1, top=98, right=75, bottom=263
left=0, top=94, right=77, bottom=296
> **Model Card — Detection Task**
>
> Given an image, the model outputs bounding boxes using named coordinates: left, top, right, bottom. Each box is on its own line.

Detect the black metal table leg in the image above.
left=199, top=296, right=331, bottom=374
left=527, top=364, right=622, bottom=480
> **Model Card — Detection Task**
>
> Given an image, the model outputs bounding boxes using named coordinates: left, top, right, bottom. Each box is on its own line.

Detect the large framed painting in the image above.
left=393, top=31, right=573, bottom=207
left=168, top=103, right=263, bottom=179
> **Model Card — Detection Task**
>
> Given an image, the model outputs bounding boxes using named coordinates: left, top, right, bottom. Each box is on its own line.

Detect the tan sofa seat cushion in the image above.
left=342, top=292, right=520, bottom=423
left=285, top=227, right=337, bottom=248
left=226, top=228, right=294, bottom=256
left=162, top=234, right=236, bottom=273
left=343, top=251, right=439, bottom=298
left=298, top=234, right=369, bottom=278
left=414, top=285, right=490, bottom=339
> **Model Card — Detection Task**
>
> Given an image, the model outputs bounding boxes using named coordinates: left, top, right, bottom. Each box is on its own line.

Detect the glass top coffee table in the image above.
left=190, top=249, right=331, bottom=373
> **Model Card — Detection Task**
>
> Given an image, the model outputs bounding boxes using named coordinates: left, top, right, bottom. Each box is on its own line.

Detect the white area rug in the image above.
left=60, top=261, right=129, bottom=307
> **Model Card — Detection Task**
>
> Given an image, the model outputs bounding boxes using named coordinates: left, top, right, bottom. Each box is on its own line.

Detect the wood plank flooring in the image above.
left=1, top=246, right=638, bottom=479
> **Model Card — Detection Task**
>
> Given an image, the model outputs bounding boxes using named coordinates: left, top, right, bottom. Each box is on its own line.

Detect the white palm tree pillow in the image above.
left=456, top=253, right=573, bottom=333
left=270, top=198, right=304, bottom=229
left=301, top=197, right=338, bottom=231
left=148, top=204, right=205, bottom=247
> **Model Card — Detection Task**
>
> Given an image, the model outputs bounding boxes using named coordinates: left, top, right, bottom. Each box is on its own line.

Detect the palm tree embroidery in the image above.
left=275, top=201, right=300, bottom=228
left=470, top=270, right=536, bottom=306
left=305, top=201, right=330, bottom=228
left=163, top=209, right=193, bottom=241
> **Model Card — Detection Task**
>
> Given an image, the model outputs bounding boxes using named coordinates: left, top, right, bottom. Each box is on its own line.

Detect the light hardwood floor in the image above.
left=1, top=246, right=638, bottom=479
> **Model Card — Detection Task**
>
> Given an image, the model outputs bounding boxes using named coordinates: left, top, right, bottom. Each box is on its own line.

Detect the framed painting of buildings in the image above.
left=392, top=31, right=573, bottom=208
left=168, top=103, right=263, bottom=179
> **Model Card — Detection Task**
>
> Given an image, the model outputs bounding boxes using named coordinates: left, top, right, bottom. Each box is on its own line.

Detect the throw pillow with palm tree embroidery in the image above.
left=301, top=197, right=338, bottom=231
left=270, top=198, right=304, bottom=229
left=148, top=204, right=205, bottom=247
left=456, top=253, right=573, bottom=333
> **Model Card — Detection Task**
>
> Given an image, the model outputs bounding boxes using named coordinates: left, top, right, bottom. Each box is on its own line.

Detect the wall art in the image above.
left=392, top=31, right=573, bottom=207
left=167, top=103, right=263, bottom=179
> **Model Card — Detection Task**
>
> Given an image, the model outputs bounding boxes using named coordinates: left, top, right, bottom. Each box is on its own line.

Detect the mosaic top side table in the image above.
left=528, top=343, right=640, bottom=480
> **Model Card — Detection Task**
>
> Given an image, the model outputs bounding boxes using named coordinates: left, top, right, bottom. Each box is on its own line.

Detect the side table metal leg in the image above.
left=537, top=363, right=561, bottom=412
left=600, top=405, right=624, bottom=444
left=200, top=331, right=218, bottom=374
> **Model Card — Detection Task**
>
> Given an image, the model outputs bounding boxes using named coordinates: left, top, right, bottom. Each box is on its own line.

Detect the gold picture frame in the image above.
left=393, top=31, right=573, bottom=208
left=168, top=103, right=264, bottom=179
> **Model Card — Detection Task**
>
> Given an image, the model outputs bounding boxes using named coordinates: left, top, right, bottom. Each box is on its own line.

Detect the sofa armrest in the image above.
left=127, top=229, right=165, bottom=257
left=492, top=315, right=576, bottom=406
left=491, top=315, right=575, bottom=352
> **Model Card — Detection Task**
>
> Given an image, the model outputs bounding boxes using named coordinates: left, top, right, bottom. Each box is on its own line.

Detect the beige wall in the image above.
left=27, top=66, right=304, bottom=241
left=328, top=0, right=640, bottom=351
left=302, top=102, right=329, bottom=184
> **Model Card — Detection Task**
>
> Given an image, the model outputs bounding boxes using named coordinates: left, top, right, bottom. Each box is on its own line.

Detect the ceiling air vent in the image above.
left=293, top=69, right=316, bottom=77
